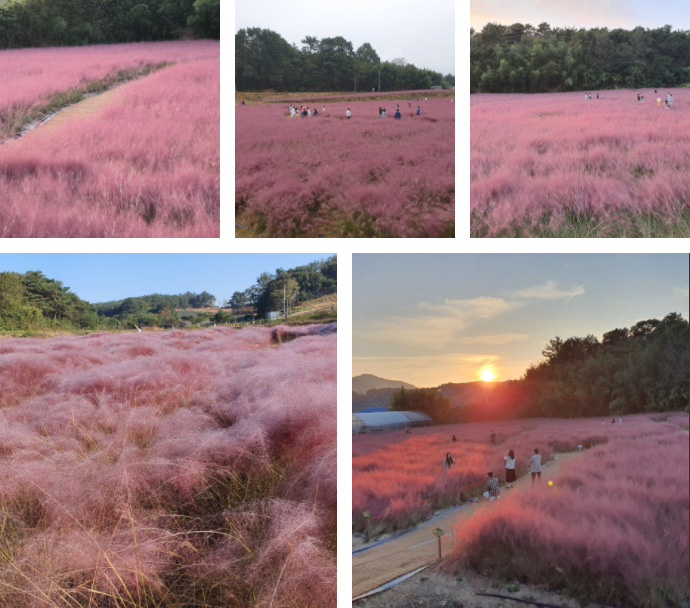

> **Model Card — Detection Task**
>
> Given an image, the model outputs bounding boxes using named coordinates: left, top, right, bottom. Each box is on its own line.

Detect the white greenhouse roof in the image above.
left=353, top=410, right=432, bottom=427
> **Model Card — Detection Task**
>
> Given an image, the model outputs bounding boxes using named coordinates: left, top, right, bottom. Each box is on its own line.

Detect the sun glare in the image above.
left=481, top=368, right=495, bottom=382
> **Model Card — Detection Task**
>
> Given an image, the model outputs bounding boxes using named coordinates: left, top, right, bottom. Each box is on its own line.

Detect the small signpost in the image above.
left=433, top=527, right=444, bottom=559
left=363, top=510, right=372, bottom=543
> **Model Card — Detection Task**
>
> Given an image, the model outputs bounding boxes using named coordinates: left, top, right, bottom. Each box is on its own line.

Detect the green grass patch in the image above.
left=471, top=206, right=690, bottom=238
left=2, top=62, right=171, bottom=140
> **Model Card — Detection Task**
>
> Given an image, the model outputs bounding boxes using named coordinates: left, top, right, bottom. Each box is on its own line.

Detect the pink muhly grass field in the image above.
left=0, top=325, right=336, bottom=607
left=471, top=90, right=690, bottom=236
left=450, top=417, right=688, bottom=607
left=0, top=56, right=219, bottom=238
left=352, top=415, right=685, bottom=525
left=0, top=40, right=218, bottom=123
left=236, top=97, right=455, bottom=237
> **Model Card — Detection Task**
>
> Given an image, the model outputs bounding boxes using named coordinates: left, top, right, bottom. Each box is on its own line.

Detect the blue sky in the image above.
left=0, top=254, right=334, bottom=304
left=470, top=0, right=690, bottom=31
left=353, top=254, right=689, bottom=387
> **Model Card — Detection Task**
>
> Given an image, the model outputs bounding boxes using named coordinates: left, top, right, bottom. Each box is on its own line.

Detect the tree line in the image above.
left=0, top=257, right=337, bottom=333
left=0, top=0, right=219, bottom=49
left=471, top=22, right=690, bottom=94
left=236, top=27, right=455, bottom=93
left=390, top=312, right=689, bottom=422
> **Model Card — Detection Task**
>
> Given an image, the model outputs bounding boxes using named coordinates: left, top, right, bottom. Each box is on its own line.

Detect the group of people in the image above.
left=289, top=104, right=326, bottom=118
left=442, top=443, right=544, bottom=503
left=603, top=417, right=623, bottom=425
left=483, top=448, right=543, bottom=501
left=584, top=92, right=599, bottom=99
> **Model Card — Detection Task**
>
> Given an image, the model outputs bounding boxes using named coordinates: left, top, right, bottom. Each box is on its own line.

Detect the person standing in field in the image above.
left=313, top=108, right=318, bottom=117
left=346, top=108, right=351, bottom=119
left=612, top=418, right=615, bottom=424
left=637, top=93, right=641, bottom=102
left=322, top=105, right=326, bottom=113
left=490, top=430, right=496, bottom=445
left=409, top=102, right=411, bottom=108
left=504, top=450, right=516, bottom=488
left=619, top=417, right=622, bottom=424
left=416, top=106, right=421, bottom=115
left=382, top=108, right=387, bottom=118
left=452, top=435, right=457, bottom=442
left=529, top=449, right=542, bottom=486
left=394, top=109, right=401, bottom=120
left=443, top=452, right=454, bottom=471
left=597, top=93, right=599, bottom=99
left=483, top=472, right=500, bottom=501
left=378, top=107, right=383, bottom=118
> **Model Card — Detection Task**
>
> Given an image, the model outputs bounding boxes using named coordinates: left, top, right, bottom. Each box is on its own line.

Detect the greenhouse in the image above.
left=352, top=410, right=433, bottom=434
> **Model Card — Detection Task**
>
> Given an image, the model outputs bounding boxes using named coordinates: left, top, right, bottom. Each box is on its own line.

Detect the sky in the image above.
left=470, top=0, right=690, bottom=31
left=353, top=254, right=689, bottom=388
left=235, top=0, right=455, bottom=76
left=0, top=254, right=334, bottom=304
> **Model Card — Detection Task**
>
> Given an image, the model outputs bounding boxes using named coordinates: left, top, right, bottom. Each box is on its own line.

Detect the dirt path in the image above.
left=14, top=86, right=125, bottom=143
left=352, top=452, right=584, bottom=599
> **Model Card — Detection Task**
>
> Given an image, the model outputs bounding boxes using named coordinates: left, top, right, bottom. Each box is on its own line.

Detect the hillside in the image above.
left=352, top=374, right=416, bottom=394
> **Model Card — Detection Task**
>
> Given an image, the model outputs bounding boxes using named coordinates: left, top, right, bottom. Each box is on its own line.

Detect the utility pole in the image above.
left=283, top=284, right=286, bottom=318
left=378, top=68, right=381, bottom=92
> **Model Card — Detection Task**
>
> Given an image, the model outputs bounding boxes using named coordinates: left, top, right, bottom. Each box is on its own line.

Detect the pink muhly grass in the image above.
left=236, top=98, right=455, bottom=237
left=470, top=90, right=690, bottom=235
left=449, top=425, right=689, bottom=607
left=352, top=415, right=677, bottom=526
left=0, top=45, right=219, bottom=238
left=0, top=325, right=336, bottom=607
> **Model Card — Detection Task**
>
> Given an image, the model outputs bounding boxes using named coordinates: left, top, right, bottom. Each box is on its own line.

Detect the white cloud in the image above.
left=675, top=286, right=689, bottom=298
left=456, top=333, right=531, bottom=345
left=421, top=296, right=520, bottom=319
left=511, top=280, right=585, bottom=300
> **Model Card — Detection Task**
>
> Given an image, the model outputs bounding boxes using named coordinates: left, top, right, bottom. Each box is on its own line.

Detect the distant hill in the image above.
left=437, top=381, right=502, bottom=407
left=352, top=374, right=416, bottom=395
left=352, top=387, right=400, bottom=413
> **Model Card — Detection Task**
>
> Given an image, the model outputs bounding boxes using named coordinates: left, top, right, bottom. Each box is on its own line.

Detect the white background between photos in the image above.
left=1, top=4, right=689, bottom=608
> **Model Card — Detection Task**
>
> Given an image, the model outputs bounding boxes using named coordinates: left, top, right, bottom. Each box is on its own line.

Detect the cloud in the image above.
left=456, top=333, right=531, bottom=345
left=511, top=280, right=585, bottom=300
left=421, top=296, right=520, bottom=319
left=675, top=286, right=689, bottom=298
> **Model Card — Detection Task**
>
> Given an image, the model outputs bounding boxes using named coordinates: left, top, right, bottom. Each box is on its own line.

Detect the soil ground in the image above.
left=353, top=452, right=584, bottom=600
left=355, top=563, right=610, bottom=608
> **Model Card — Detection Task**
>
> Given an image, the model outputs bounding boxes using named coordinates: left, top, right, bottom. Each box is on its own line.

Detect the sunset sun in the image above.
left=481, top=368, right=495, bottom=382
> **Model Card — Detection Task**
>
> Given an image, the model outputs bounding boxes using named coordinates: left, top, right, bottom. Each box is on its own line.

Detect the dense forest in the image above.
left=236, top=28, right=455, bottom=93
left=0, top=257, right=337, bottom=332
left=390, top=312, right=689, bottom=421
left=0, top=271, right=99, bottom=331
left=471, top=22, right=690, bottom=93
left=0, top=0, right=219, bottom=49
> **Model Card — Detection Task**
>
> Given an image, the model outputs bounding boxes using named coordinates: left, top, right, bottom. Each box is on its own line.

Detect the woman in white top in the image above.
left=504, top=449, right=516, bottom=487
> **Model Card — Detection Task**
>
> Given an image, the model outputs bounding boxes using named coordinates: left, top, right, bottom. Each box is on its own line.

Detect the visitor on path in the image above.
left=637, top=93, right=641, bottom=102
left=619, top=417, right=622, bottom=424
left=597, top=93, right=599, bottom=99
left=322, top=105, right=326, bottom=113
left=504, top=450, right=516, bottom=488
left=612, top=418, right=615, bottom=424
left=528, top=448, right=542, bottom=486
left=313, top=108, right=318, bottom=117
left=443, top=452, right=454, bottom=471
left=381, top=109, right=387, bottom=118
left=242, top=100, right=245, bottom=106
left=665, top=99, right=670, bottom=110
left=585, top=93, right=588, bottom=100
left=452, top=435, right=457, bottom=442
left=416, top=106, right=421, bottom=115
left=588, top=94, right=592, bottom=99
left=483, top=472, right=500, bottom=501
left=409, top=102, right=411, bottom=107
left=302, top=108, right=308, bottom=118
left=394, top=109, right=401, bottom=120
left=346, top=108, right=351, bottom=119
left=490, top=430, right=496, bottom=445
left=378, top=107, right=383, bottom=118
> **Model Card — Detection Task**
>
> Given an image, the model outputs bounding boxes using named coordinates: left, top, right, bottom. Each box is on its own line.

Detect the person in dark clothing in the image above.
left=452, top=435, right=457, bottom=442
left=394, top=109, right=401, bottom=120
left=416, top=106, right=421, bottom=115
left=490, top=431, right=496, bottom=445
